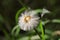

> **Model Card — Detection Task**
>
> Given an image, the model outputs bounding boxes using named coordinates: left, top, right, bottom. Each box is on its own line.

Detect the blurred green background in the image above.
left=0, top=0, right=60, bottom=40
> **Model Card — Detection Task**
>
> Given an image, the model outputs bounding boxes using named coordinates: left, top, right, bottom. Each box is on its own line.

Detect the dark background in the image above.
left=0, top=0, right=60, bottom=40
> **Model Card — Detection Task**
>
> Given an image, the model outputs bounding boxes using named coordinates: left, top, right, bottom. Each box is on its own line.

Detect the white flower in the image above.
left=18, top=10, right=40, bottom=31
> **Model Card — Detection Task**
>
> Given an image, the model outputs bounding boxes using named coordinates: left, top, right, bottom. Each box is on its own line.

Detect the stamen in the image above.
left=24, top=16, right=31, bottom=23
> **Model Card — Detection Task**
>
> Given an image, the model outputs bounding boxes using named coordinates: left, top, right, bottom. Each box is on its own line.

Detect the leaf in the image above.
left=42, top=20, right=50, bottom=25
left=11, top=25, right=19, bottom=35
left=0, top=14, right=4, bottom=23
left=52, top=19, right=60, bottom=23
left=33, top=8, right=50, bottom=17
left=18, top=36, right=29, bottom=40
left=39, top=20, right=45, bottom=40
left=42, top=19, right=60, bottom=25
left=34, top=9, right=42, bottom=13
left=2, top=28, right=10, bottom=40
left=15, top=27, right=20, bottom=36
left=15, top=7, right=26, bottom=23
left=58, top=38, right=60, bottom=40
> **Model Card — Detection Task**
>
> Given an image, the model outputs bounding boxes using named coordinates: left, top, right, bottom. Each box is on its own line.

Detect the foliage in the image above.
left=0, top=0, right=60, bottom=40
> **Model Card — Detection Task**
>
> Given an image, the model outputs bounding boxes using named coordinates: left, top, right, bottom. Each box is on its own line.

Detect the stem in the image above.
left=40, top=20, right=45, bottom=40
left=17, top=0, right=28, bottom=9
left=34, top=28, right=42, bottom=39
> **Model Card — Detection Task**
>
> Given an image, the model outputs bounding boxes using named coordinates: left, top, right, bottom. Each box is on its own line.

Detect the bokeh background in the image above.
left=0, top=0, right=60, bottom=40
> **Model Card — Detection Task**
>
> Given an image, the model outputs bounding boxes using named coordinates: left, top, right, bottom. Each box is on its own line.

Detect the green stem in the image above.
left=40, top=20, right=45, bottom=40
left=17, top=0, right=28, bottom=9
left=34, top=28, right=41, bottom=39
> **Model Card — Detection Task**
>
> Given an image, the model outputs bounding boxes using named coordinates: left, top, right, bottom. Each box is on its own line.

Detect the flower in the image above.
left=18, top=10, right=40, bottom=31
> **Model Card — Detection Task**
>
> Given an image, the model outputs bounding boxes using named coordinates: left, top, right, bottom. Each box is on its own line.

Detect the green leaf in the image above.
left=18, top=36, right=29, bottom=40
left=39, top=20, right=45, bottom=40
left=0, top=14, right=4, bottom=23
left=15, top=7, right=26, bottom=23
left=42, top=19, right=60, bottom=25
left=34, top=9, right=42, bottom=13
left=2, top=28, right=10, bottom=40
left=15, top=27, right=20, bottom=36
left=42, top=20, right=50, bottom=25
left=11, top=25, right=19, bottom=35
left=52, top=19, right=60, bottom=23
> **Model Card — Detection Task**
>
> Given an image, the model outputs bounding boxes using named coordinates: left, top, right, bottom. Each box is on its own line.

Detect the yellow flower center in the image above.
left=24, top=16, right=31, bottom=23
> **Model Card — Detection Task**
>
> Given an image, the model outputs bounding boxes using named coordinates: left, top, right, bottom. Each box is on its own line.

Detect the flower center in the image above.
left=24, top=16, right=31, bottom=23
